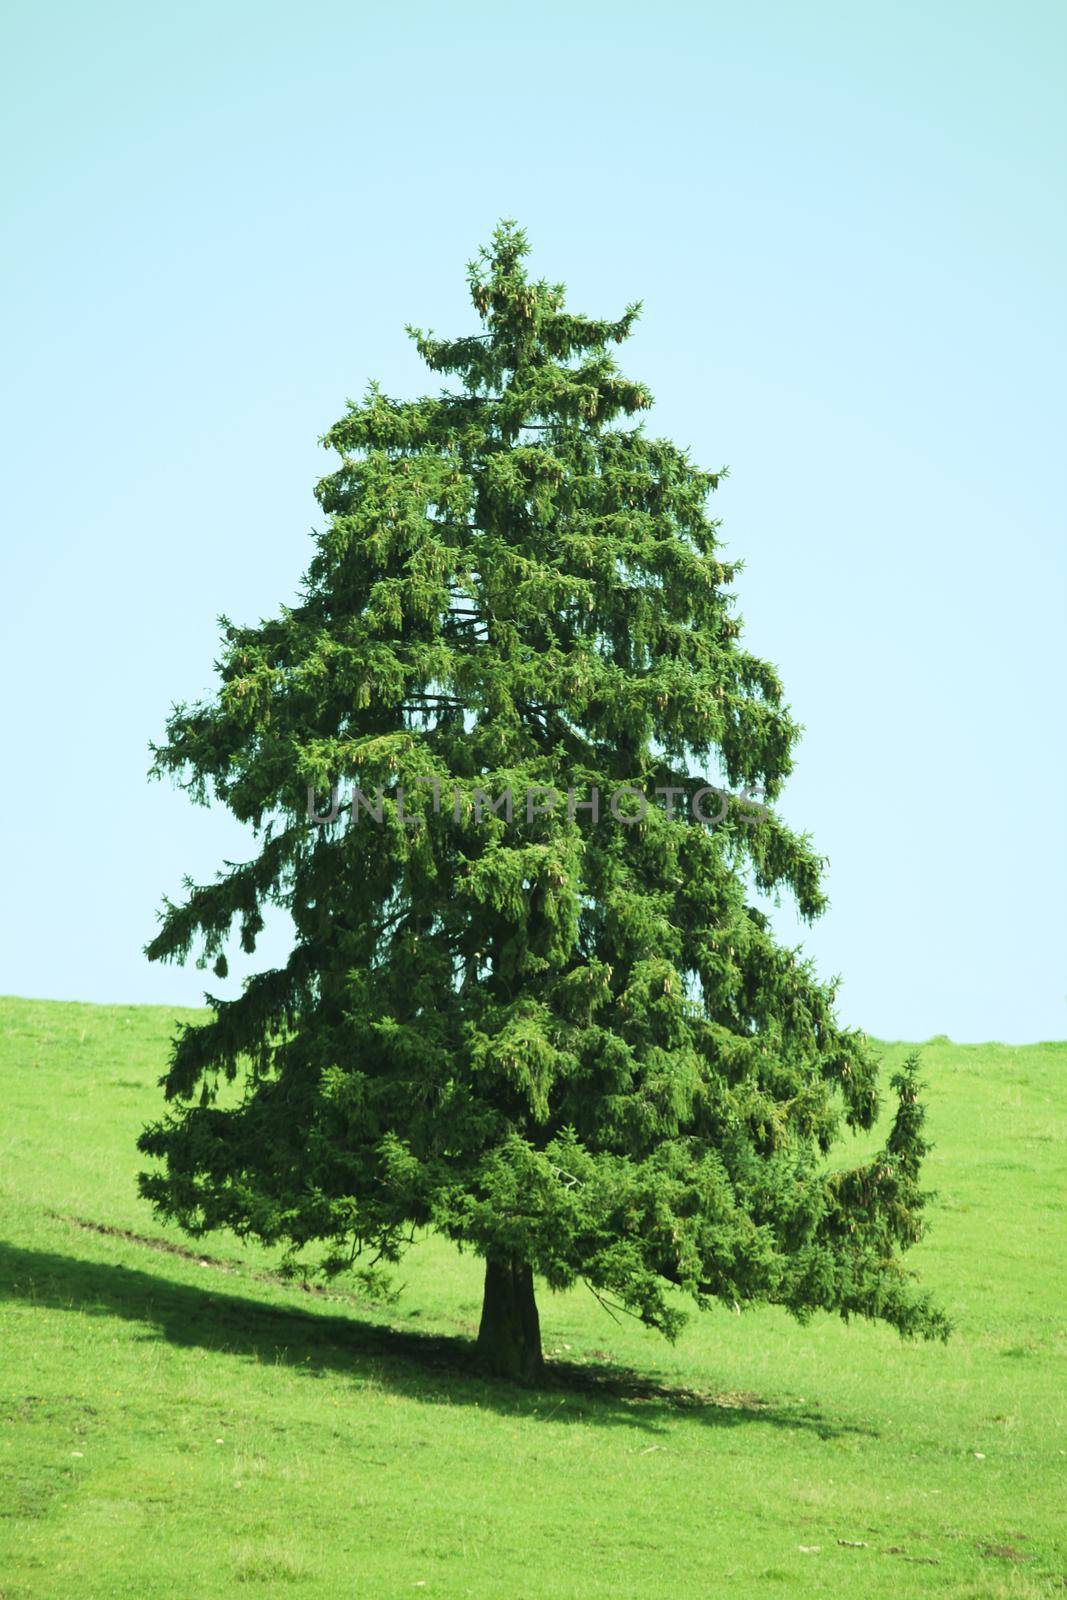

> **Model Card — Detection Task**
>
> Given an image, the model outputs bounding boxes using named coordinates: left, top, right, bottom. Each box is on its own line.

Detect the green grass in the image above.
left=0, top=997, right=1063, bottom=1598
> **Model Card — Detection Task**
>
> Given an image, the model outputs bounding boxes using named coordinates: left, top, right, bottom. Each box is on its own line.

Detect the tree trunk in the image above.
left=476, top=1256, right=545, bottom=1382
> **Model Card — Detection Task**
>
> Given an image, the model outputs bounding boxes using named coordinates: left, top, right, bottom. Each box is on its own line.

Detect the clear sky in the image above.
left=1, top=0, right=1063, bottom=1042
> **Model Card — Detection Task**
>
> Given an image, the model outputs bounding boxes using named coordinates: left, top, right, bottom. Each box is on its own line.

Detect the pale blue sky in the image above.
left=1, top=0, right=1063, bottom=1041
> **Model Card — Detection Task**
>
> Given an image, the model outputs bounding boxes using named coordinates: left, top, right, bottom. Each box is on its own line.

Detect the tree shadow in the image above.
left=0, top=1237, right=875, bottom=1440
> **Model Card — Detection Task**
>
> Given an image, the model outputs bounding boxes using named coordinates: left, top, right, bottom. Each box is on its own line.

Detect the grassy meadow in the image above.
left=0, top=995, right=1063, bottom=1597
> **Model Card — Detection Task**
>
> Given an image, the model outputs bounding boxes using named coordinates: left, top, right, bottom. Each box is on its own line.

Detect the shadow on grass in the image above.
left=0, top=1237, right=874, bottom=1440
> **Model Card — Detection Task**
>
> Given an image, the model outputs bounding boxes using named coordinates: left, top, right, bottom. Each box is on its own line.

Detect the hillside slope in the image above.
left=0, top=997, right=1063, bottom=1597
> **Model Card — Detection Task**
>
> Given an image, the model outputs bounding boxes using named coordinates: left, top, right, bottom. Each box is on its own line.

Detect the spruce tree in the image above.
left=140, top=222, right=947, bottom=1381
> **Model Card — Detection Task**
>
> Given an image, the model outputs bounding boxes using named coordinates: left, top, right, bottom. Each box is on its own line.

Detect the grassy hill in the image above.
left=0, top=996, right=1063, bottom=1598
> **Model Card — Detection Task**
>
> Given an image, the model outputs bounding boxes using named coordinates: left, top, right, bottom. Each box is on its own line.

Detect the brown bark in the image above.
left=475, top=1256, right=545, bottom=1382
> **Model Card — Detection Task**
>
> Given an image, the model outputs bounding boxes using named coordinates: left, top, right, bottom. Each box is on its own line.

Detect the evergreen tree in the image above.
left=140, top=223, right=947, bottom=1381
